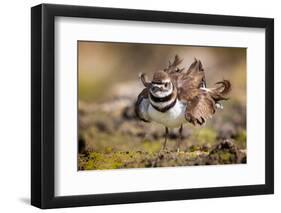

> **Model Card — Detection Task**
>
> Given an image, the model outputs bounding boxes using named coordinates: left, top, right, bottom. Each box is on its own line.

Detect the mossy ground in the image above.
left=79, top=150, right=211, bottom=170
left=78, top=127, right=246, bottom=170
left=78, top=100, right=246, bottom=170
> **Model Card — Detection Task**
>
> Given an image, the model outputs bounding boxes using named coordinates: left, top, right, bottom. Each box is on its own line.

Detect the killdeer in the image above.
left=135, top=55, right=231, bottom=151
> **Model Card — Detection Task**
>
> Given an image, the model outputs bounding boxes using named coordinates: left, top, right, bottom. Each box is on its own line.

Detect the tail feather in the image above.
left=215, top=80, right=231, bottom=96
left=210, top=80, right=231, bottom=101
left=164, top=55, right=184, bottom=73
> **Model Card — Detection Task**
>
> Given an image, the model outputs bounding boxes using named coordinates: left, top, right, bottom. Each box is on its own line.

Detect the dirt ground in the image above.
left=78, top=95, right=246, bottom=170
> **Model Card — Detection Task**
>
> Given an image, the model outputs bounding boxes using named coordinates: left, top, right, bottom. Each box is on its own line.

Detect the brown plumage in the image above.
left=135, top=55, right=231, bottom=126
left=152, top=70, right=170, bottom=83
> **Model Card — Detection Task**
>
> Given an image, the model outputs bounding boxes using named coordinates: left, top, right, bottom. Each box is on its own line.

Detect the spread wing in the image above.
left=185, top=91, right=216, bottom=125
left=165, top=56, right=231, bottom=126
left=184, top=80, right=231, bottom=126
left=164, top=56, right=206, bottom=101
left=176, top=58, right=206, bottom=101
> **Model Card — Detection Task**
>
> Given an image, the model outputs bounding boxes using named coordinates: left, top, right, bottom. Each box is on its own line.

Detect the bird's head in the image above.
left=149, top=70, right=174, bottom=98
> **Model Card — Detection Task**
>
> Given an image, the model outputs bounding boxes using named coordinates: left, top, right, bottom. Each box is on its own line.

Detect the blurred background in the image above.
left=78, top=41, right=246, bottom=170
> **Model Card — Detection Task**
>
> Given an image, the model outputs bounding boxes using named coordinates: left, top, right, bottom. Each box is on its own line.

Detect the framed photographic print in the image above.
left=31, top=3, right=274, bottom=209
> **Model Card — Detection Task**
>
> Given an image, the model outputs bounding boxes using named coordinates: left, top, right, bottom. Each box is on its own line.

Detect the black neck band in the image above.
left=151, top=99, right=177, bottom=113
left=149, top=92, right=174, bottom=103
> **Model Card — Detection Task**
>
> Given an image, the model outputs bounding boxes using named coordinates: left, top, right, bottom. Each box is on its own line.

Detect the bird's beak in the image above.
left=151, top=86, right=161, bottom=93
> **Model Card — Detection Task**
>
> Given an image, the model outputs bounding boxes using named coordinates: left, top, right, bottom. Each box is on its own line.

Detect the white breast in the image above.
left=147, top=100, right=187, bottom=128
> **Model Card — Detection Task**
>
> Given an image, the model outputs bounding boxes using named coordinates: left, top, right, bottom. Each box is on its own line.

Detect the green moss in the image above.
left=189, top=145, right=198, bottom=152
left=188, top=151, right=199, bottom=160
left=83, top=152, right=122, bottom=170
left=142, top=140, right=161, bottom=153
left=81, top=151, right=150, bottom=170
left=84, top=160, right=95, bottom=170
left=82, top=126, right=138, bottom=152
left=209, top=150, right=236, bottom=164
left=219, top=152, right=233, bottom=162
left=104, top=146, right=113, bottom=154
left=192, top=128, right=216, bottom=145
left=236, top=129, right=247, bottom=149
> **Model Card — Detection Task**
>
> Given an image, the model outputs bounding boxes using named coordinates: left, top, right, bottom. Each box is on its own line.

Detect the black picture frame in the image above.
left=31, top=3, right=274, bottom=209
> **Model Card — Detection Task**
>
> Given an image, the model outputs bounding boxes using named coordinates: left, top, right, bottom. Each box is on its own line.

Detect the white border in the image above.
left=55, top=17, right=265, bottom=196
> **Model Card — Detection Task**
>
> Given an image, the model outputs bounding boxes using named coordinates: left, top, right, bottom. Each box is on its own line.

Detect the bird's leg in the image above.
left=152, top=127, right=169, bottom=167
left=162, top=127, right=169, bottom=151
left=176, top=125, right=183, bottom=152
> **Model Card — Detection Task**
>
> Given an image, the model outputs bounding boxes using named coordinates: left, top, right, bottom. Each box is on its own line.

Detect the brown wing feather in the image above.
left=170, top=58, right=231, bottom=126
left=184, top=80, right=231, bottom=126
left=164, top=54, right=184, bottom=73
left=135, top=88, right=150, bottom=122
left=175, top=59, right=206, bottom=101
left=185, top=91, right=216, bottom=125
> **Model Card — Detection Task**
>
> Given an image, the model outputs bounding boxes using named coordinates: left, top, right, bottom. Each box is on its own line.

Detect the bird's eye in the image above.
left=164, top=82, right=169, bottom=88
